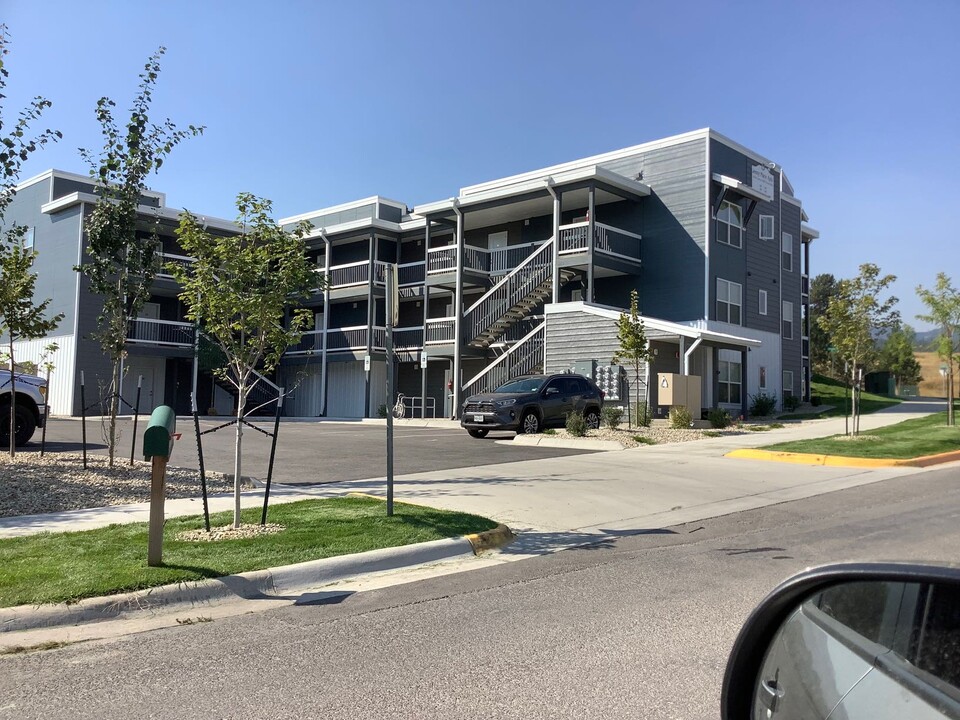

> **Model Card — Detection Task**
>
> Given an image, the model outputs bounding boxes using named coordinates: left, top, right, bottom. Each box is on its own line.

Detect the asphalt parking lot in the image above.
left=27, top=418, right=595, bottom=486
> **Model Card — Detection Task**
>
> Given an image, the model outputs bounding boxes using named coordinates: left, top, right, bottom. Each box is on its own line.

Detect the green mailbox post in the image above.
left=144, top=406, right=177, bottom=567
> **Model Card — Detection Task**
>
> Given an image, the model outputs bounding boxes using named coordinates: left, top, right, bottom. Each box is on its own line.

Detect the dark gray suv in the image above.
left=460, top=373, right=604, bottom=438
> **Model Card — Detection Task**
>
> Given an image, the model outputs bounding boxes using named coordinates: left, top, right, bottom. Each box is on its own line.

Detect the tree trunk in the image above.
left=949, top=358, right=955, bottom=427
left=108, top=360, right=121, bottom=467
left=8, top=338, right=16, bottom=458
left=233, top=390, right=244, bottom=529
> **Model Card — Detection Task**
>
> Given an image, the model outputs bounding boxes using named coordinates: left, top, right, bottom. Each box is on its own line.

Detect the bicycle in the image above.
left=392, top=393, right=406, bottom=419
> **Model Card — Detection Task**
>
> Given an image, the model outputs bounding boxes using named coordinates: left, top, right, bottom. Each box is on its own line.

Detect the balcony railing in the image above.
left=558, top=222, right=641, bottom=262
left=425, top=317, right=456, bottom=344
left=327, top=260, right=369, bottom=288
left=157, top=252, right=195, bottom=279
left=127, top=318, right=194, bottom=347
left=285, top=325, right=427, bottom=355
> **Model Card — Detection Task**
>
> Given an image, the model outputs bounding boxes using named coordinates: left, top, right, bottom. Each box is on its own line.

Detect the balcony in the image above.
left=156, top=252, right=195, bottom=280
left=801, top=274, right=809, bottom=296
left=285, top=325, right=427, bottom=356
left=127, top=318, right=194, bottom=348
left=558, top=221, right=641, bottom=262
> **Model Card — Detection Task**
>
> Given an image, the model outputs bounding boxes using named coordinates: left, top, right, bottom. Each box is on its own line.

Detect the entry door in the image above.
left=488, top=231, right=509, bottom=273
left=123, top=357, right=165, bottom=413
left=488, top=231, right=508, bottom=249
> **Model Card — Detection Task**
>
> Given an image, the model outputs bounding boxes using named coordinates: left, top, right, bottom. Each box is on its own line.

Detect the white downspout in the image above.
left=683, top=336, right=703, bottom=375
left=320, top=230, right=331, bottom=416
left=546, top=178, right=560, bottom=304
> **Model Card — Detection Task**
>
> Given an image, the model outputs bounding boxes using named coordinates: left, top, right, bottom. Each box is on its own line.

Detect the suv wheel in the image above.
left=467, top=428, right=489, bottom=439
left=520, top=411, right=541, bottom=434
left=0, top=403, right=36, bottom=447
left=584, top=408, right=601, bottom=430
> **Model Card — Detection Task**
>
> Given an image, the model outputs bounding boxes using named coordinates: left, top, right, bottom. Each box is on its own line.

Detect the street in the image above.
left=3, top=465, right=958, bottom=719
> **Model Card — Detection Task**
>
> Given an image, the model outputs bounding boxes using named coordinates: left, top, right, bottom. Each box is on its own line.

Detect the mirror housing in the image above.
left=721, top=562, right=960, bottom=719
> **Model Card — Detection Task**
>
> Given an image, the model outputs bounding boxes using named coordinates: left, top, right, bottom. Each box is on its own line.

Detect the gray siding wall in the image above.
left=545, top=310, right=675, bottom=411
left=709, top=139, right=781, bottom=336
left=598, top=138, right=707, bottom=321
left=0, top=179, right=82, bottom=336
left=780, top=200, right=803, bottom=396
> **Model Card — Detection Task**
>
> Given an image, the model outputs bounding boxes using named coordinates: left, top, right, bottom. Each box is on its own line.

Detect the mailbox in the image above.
left=143, top=406, right=176, bottom=460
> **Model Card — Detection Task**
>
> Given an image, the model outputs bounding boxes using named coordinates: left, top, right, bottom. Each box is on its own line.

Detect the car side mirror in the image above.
left=721, top=563, right=960, bottom=720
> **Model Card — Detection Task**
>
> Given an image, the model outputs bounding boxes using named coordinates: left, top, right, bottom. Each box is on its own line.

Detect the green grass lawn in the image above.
left=777, top=374, right=901, bottom=420
left=764, top=411, right=960, bottom=459
left=0, top=497, right=497, bottom=608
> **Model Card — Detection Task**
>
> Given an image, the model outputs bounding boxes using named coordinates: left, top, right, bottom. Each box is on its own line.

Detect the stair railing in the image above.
left=462, top=322, right=545, bottom=398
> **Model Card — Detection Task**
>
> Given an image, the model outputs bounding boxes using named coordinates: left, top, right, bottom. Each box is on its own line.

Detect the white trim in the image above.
left=707, top=130, right=777, bottom=170
left=278, top=195, right=407, bottom=226
left=759, top=214, right=775, bottom=240
left=716, top=277, right=743, bottom=326
left=780, top=193, right=803, bottom=207
left=782, top=300, right=794, bottom=340
left=716, top=200, right=743, bottom=249
left=459, top=128, right=711, bottom=196
left=704, top=135, right=711, bottom=321
left=41, top=191, right=238, bottom=232
left=712, top=173, right=771, bottom=203
left=800, top=222, right=820, bottom=240
left=14, top=168, right=165, bottom=203
left=759, top=289, right=768, bottom=316
left=303, top=217, right=406, bottom=240
left=782, top=232, right=794, bottom=272
left=543, top=301, right=761, bottom=347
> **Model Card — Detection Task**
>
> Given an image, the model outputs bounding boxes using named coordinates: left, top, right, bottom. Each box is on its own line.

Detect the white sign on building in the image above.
left=751, top=164, right=775, bottom=201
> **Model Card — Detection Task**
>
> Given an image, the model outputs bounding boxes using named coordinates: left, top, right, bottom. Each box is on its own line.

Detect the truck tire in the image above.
left=0, top=403, right=37, bottom=447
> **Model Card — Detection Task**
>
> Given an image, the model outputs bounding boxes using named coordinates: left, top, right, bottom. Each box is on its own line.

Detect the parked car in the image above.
left=0, top=370, right=48, bottom=446
left=721, top=562, right=960, bottom=719
left=460, top=373, right=603, bottom=438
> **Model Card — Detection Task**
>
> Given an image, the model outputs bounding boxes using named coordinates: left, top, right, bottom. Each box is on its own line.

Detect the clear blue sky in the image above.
left=4, top=0, right=957, bottom=328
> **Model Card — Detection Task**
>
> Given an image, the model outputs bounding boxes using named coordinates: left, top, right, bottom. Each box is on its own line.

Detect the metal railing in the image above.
left=328, top=260, right=369, bottom=288
left=425, top=317, right=456, bottom=344
left=326, top=325, right=369, bottom=351
left=462, top=322, right=545, bottom=398
left=398, top=261, right=425, bottom=287
left=558, top=222, right=641, bottom=261
left=127, top=318, right=194, bottom=347
left=490, top=241, right=545, bottom=275
left=464, top=238, right=554, bottom=344
left=427, top=246, right=457, bottom=274
left=157, top=252, right=195, bottom=279
left=287, top=330, right=324, bottom=355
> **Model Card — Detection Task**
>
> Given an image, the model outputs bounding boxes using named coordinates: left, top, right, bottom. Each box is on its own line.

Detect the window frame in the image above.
left=759, top=214, right=775, bottom=240
left=782, top=300, right=794, bottom=339
left=759, top=289, right=768, bottom=316
left=783, top=370, right=794, bottom=398
left=718, top=359, right=743, bottom=406
left=716, top=278, right=743, bottom=326
left=782, top=232, right=793, bottom=271
left=716, top=200, right=743, bottom=249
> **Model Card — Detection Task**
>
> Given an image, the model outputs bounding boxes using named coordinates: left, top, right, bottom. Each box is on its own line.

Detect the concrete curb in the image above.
left=726, top=447, right=960, bottom=468
left=509, top=435, right=623, bottom=451
left=0, top=536, right=475, bottom=634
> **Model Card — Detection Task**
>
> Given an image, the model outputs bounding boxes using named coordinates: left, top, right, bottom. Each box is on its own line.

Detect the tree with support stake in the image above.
left=172, top=193, right=319, bottom=530
left=612, top=289, right=650, bottom=429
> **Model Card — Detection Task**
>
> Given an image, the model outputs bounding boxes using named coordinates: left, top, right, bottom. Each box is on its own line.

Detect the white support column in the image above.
left=320, top=231, right=331, bottom=416
left=548, top=181, right=560, bottom=304
left=453, top=203, right=464, bottom=419
left=587, top=184, right=596, bottom=303
left=421, top=221, right=431, bottom=418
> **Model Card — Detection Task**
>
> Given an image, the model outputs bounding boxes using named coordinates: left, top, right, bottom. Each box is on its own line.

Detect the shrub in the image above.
left=707, top=407, right=732, bottom=429
left=633, top=435, right=657, bottom=445
left=750, top=392, right=777, bottom=417
left=377, top=404, right=388, bottom=418
left=703, top=430, right=722, bottom=438
left=566, top=411, right=587, bottom=437
left=783, top=395, right=801, bottom=412
left=602, top=406, right=624, bottom=429
left=542, top=428, right=557, bottom=435
left=810, top=395, right=822, bottom=407
left=668, top=405, right=692, bottom=429
left=769, top=422, right=785, bottom=429
left=635, top=403, right=652, bottom=427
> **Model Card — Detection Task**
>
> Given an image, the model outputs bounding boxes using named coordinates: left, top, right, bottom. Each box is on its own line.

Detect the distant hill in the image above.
left=914, top=328, right=959, bottom=351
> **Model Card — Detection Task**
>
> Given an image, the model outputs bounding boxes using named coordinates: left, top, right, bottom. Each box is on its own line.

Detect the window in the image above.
left=759, top=215, right=775, bottom=240
left=759, top=289, right=768, bottom=316
left=782, top=300, right=794, bottom=339
left=782, top=232, right=793, bottom=271
left=716, top=278, right=742, bottom=325
left=759, top=366, right=767, bottom=390
left=783, top=370, right=794, bottom=398
left=716, top=200, right=742, bottom=248
left=23, top=227, right=35, bottom=250
left=718, top=359, right=742, bottom=405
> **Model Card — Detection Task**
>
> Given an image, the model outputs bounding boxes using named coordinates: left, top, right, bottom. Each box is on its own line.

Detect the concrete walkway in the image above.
left=1, top=398, right=951, bottom=549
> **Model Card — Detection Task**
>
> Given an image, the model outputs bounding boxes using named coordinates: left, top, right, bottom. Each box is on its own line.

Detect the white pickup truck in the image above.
left=0, top=370, right=48, bottom=446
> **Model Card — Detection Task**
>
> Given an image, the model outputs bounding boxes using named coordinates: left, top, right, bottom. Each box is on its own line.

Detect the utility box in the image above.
left=570, top=360, right=597, bottom=379
left=657, top=373, right=702, bottom=414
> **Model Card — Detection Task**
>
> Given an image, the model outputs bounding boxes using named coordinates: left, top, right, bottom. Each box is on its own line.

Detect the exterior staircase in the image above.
left=463, top=237, right=576, bottom=348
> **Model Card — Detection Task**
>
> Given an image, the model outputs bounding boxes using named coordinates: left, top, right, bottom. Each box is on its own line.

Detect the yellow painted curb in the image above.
left=726, top=448, right=960, bottom=468
left=465, top=524, right=516, bottom=554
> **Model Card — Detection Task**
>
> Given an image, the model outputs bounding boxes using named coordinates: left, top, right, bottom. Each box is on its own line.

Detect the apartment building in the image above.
left=2, top=128, right=815, bottom=419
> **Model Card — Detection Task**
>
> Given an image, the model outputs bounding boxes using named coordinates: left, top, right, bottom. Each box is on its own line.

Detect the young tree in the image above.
left=817, top=263, right=899, bottom=435
left=809, top=273, right=838, bottom=376
left=916, top=273, right=960, bottom=426
left=0, top=241, right=64, bottom=455
left=879, top=324, right=922, bottom=396
left=172, top=193, right=319, bottom=528
left=0, top=25, right=62, bottom=456
left=77, top=48, right=203, bottom=465
left=612, top=288, right=650, bottom=426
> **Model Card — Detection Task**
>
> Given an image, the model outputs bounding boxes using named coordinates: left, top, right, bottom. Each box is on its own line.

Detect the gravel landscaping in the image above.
left=544, top=424, right=744, bottom=448
left=1, top=453, right=239, bottom=519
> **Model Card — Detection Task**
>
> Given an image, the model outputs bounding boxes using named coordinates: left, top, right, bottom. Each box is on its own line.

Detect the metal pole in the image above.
left=192, top=394, right=210, bottom=532
left=260, top=390, right=284, bottom=526
left=129, top=375, right=142, bottom=466
left=844, top=361, right=850, bottom=436
left=385, top=269, right=396, bottom=517
left=40, top=364, right=51, bottom=457
left=80, top=371, right=88, bottom=469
